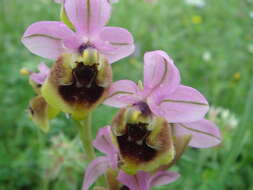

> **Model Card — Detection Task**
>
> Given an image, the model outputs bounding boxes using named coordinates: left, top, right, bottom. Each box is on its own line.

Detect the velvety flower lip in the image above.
left=112, top=109, right=176, bottom=174
left=104, top=50, right=221, bottom=149
left=22, top=0, right=135, bottom=63
left=41, top=49, right=112, bottom=120
left=30, top=63, right=50, bottom=85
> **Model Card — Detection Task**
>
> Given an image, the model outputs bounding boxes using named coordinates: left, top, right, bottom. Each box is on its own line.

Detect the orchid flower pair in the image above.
left=21, top=0, right=221, bottom=190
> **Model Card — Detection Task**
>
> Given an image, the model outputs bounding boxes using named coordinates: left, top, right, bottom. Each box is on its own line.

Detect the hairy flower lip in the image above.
left=112, top=107, right=175, bottom=174
left=58, top=63, right=105, bottom=106
left=42, top=51, right=112, bottom=119
left=72, top=63, right=98, bottom=88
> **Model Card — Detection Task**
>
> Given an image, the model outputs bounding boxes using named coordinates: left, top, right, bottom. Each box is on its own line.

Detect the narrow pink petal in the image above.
left=103, top=80, right=140, bottom=108
left=102, top=44, right=135, bottom=63
left=30, top=63, right=50, bottom=84
left=149, top=85, right=209, bottom=123
left=65, top=0, right=111, bottom=35
left=118, top=171, right=150, bottom=190
left=99, top=27, right=134, bottom=45
left=93, top=126, right=114, bottom=154
left=93, top=126, right=118, bottom=168
left=97, top=27, right=134, bottom=63
left=143, top=50, right=180, bottom=96
left=175, top=119, right=221, bottom=148
left=82, top=156, right=110, bottom=190
left=149, top=171, right=180, bottom=188
left=22, top=21, right=79, bottom=59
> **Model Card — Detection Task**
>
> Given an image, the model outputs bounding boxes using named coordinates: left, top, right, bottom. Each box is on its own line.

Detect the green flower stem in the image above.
left=76, top=113, right=96, bottom=162
left=76, top=113, right=107, bottom=187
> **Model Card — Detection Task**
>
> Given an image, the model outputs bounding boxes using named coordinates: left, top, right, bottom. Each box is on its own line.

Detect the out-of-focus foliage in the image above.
left=0, top=0, right=253, bottom=189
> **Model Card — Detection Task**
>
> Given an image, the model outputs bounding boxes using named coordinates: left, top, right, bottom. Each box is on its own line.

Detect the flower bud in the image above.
left=42, top=49, right=112, bottom=120
left=28, top=96, right=59, bottom=132
left=111, top=103, right=175, bottom=175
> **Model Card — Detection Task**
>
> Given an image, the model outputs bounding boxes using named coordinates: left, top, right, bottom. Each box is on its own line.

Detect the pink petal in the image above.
left=149, top=171, right=180, bottom=188
left=149, top=85, right=209, bottom=123
left=97, top=27, right=134, bottom=63
left=103, top=44, right=135, bottom=64
left=93, top=126, right=118, bottom=168
left=93, top=126, right=114, bottom=154
left=103, top=80, right=140, bottom=108
left=82, top=156, right=110, bottom=190
left=65, top=0, right=111, bottom=35
left=175, top=119, right=221, bottom=148
left=118, top=171, right=150, bottom=190
left=22, top=21, right=79, bottom=59
left=30, top=63, right=50, bottom=84
left=143, top=50, right=180, bottom=96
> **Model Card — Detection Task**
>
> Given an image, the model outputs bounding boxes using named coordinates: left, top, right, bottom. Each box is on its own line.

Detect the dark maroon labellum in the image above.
left=59, top=62, right=104, bottom=105
left=117, top=123, right=157, bottom=162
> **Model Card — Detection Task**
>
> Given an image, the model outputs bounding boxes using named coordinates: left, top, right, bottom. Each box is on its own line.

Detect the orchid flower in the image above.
left=27, top=63, right=59, bottom=132
left=22, top=0, right=134, bottom=63
left=82, top=126, right=180, bottom=190
left=104, top=50, right=221, bottom=149
left=22, top=0, right=134, bottom=120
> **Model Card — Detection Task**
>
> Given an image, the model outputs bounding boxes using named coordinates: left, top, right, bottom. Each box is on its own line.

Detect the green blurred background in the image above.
left=1, top=0, right=253, bottom=189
